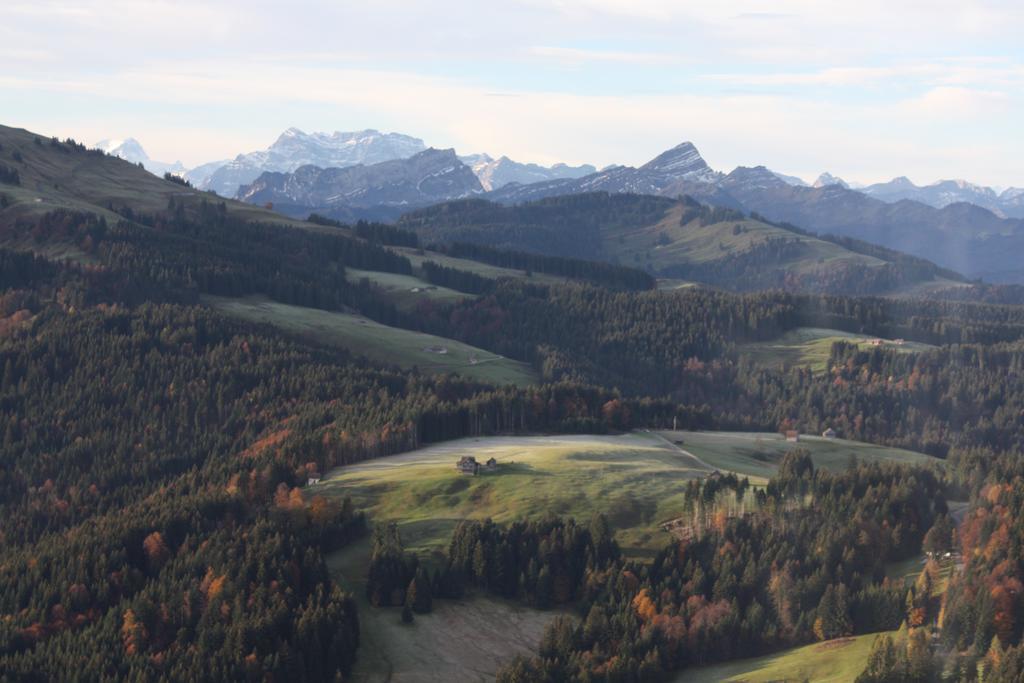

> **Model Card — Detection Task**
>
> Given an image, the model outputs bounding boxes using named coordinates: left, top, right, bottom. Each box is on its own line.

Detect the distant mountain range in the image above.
left=185, top=128, right=428, bottom=197
left=714, top=165, right=1024, bottom=282
left=5, top=122, right=1020, bottom=302
left=462, top=154, right=596, bottom=191
left=161, top=127, right=598, bottom=198
left=95, top=127, right=1024, bottom=282
left=423, top=144, right=1021, bottom=284
left=94, top=138, right=185, bottom=176
left=860, top=177, right=1024, bottom=218
left=770, top=170, right=1023, bottom=217
left=237, top=148, right=484, bottom=222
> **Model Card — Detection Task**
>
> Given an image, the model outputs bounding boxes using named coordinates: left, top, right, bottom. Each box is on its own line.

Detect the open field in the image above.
left=205, top=295, right=538, bottom=386
left=660, top=430, right=940, bottom=485
left=604, top=204, right=886, bottom=275
left=673, top=631, right=895, bottom=683
left=328, top=539, right=555, bottom=682
left=656, top=278, right=700, bottom=290
left=393, top=247, right=570, bottom=286
left=346, top=268, right=470, bottom=310
left=739, top=326, right=937, bottom=372
left=319, top=433, right=714, bottom=560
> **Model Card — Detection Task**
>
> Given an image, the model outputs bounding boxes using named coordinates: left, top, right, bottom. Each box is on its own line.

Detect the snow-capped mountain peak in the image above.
left=190, top=128, right=429, bottom=197
left=813, top=172, right=850, bottom=189
left=463, top=153, right=597, bottom=191
left=94, top=137, right=184, bottom=176
left=95, top=138, right=149, bottom=164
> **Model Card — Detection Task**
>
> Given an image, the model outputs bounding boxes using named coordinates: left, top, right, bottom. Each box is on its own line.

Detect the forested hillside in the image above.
left=398, top=193, right=974, bottom=297
left=4, top=123, right=1024, bottom=681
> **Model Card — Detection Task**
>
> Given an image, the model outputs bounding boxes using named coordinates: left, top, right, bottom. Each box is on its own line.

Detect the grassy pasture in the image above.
left=0, top=124, right=325, bottom=232
left=604, top=203, right=885, bottom=275
left=392, top=247, right=570, bottom=286
left=673, top=630, right=897, bottom=683
left=739, top=326, right=937, bottom=372
left=346, top=268, right=470, bottom=310
left=206, top=295, right=538, bottom=387
left=319, top=433, right=714, bottom=560
left=661, top=430, right=940, bottom=485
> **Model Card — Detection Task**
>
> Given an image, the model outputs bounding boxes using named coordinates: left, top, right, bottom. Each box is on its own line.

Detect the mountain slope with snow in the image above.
left=237, top=148, right=483, bottom=221
left=94, top=138, right=185, bottom=176
left=861, top=177, right=1023, bottom=217
left=195, top=128, right=428, bottom=197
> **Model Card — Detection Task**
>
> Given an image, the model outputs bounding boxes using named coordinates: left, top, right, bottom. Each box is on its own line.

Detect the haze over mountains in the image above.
left=93, top=127, right=1024, bottom=282
left=237, top=148, right=485, bottom=222
left=153, top=128, right=599, bottom=199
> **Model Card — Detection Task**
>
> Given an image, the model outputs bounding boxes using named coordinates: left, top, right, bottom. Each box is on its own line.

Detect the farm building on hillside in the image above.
left=822, top=427, right=838, bottom=439
left=307, top=477, right=321, bottom=486
left=785, top=430, right=800, bottom=443
left=456, top=455, right=498, bottom=475
left=456, top=456, right=480, bottom=475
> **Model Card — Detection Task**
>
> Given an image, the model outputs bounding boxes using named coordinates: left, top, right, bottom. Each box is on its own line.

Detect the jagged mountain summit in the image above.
left=772, top=171, right=809, bottom=187
left=465, top=154, right=596, bottom=191
left=189, top=128, right=428, bottom=197
left=237, top=147, right=483, bottom=221
left=639, top=141, right=722, bottom=185
left=187, top=127, right=598, bottom=197
left=488, top=141, right=724, bottom=203
left=813, top=172, right=850, bottom=189
left=474, top=141, right=1024, bottom=284
left=94, top=138, right=185, bottom=177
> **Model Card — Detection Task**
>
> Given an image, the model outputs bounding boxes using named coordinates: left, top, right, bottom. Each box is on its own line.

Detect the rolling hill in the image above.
left=398, top=192, right=968, bottom=296
left=480, top=140, right=1024, bottom=284
left=0, top=124, right=316, bottom=237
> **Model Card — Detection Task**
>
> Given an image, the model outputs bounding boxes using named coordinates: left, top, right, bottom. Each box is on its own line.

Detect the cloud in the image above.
left=2, top=1, right=1022, bottom=185
left=701, top=60, right=1024, bottom=95
left=528, top=46, right=681, bottom=66
left=896, top=86, right=1011, bottom=119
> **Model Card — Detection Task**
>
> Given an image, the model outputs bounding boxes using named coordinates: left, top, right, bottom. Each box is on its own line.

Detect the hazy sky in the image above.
left=3, top=0, right=1023, bottom=187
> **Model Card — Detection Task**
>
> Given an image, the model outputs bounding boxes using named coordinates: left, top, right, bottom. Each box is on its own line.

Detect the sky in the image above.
left=2, top=0, right=1023, bottom=188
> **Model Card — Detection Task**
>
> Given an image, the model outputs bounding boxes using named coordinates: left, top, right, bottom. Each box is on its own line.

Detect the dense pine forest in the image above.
left=4, top=135, right=1024, bottom=681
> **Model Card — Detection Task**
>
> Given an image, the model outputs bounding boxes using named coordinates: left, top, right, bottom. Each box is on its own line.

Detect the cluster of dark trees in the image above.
left=365, top=515, right=621, bottom=620
left=399, top=193, right=672, bottom=264
left=678, top=197, right=746, bottom=226
left=364, top=524, right=433, bottom=613
left=420, top=259, right=494, bottom=295
left=445, top=516, right=620, bottom=607
left=307, top=214, right=421, bottom=248
left=0, top=164, right=19, bottom=185
left=434, top=242, right=656, bottom=291
left=496, top=455, right=949, bottom=680
left=5, top=204, right=414, bottom=321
